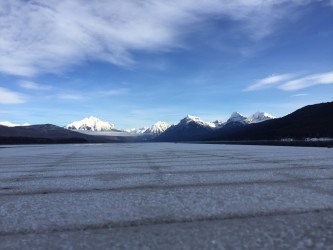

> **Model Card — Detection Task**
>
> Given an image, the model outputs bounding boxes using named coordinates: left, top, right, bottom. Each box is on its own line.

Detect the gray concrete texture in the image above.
left=0, top=143, right=332, bottom=249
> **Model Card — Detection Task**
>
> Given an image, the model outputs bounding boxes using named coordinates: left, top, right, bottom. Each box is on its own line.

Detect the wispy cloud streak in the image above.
left=57, top=87, right=129, bottom=101
left=245, top=71, right=333, bottom=92
left=19, top=81, right=53, bottom=91
left=101, top=88, right=129, bottom=96
left=0, top=87, right=26, bottom=104
left=244, top=74, right=295, bottom=91
left=280, top=72, right=333, bottom=91
left=0, top=0, right=320, bottom=77
left=291, top=93, right=309, bottom=97
left=58, top=94, right=84, bottom=100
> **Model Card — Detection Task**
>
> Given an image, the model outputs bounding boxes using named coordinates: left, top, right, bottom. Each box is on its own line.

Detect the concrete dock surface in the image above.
left=0, top=143, right=332, bottom=249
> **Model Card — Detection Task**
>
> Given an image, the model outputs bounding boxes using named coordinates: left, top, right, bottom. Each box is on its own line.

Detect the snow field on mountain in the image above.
left=0, top=121, right=30, bottom=127
left=0, top=143, right=332, bottom=248
left=64, top=116, right=115, bottom=131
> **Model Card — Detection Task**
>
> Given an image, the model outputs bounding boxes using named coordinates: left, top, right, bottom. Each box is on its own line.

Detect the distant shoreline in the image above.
left=197, top=140, right=333, bottom=148
left=1, top=137, right=332, bottom=148
left=0, top=137, right=89, bottom=145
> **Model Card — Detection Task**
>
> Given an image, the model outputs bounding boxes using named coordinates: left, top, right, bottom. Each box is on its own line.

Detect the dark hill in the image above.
left=154, top=122, right=213, bottom=142
left=0, top=124, right=115, bottom=144
left=206, top=102, right=333, bottom=141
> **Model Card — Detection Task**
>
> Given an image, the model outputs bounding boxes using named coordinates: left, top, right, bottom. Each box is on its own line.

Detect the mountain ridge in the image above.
left=205, top=102, right=333, bottom=141
left=2, top=102, right=331, bottom=144
left=0, top=124, right=118, bottom=144
left=154, top=111, right=275, bottom=142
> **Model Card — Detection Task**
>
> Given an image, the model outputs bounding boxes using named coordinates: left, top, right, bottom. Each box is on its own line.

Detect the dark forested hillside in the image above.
left=0, top=124, right=114, bottom=144
left=154, top=122, right=213, bottom=142
left=206, top=102, right=333, bottom=141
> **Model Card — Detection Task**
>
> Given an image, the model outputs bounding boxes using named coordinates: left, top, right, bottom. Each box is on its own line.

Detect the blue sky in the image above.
left=0, top=0, right=333, bottom=129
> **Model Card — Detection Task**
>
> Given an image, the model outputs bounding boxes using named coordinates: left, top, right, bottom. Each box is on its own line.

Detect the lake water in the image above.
left=1, top=143, right=333, bottom=249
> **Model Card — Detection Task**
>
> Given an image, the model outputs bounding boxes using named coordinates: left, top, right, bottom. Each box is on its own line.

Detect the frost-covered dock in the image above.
left=1, top=143, right=332, bottom=249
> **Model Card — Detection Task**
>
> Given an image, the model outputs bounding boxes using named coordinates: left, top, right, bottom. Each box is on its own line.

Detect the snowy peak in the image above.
left=126, top=127, right=149, bottom=134
left=226, top=111, right=274, bottom=125
left=0, top=121, right=30, bottom=127
left=65, top=116, right=115, bottom=131
left=144, top=121, right=171, bottom=135
left=127, top=121, right=170, bottom=136
left=247, top=112, right=275, bottom=123
left=226, top=112, right=248, bottom=125
left=180, top=115, right=201, bottom=124
left=179, top=115, right=218, bottom=128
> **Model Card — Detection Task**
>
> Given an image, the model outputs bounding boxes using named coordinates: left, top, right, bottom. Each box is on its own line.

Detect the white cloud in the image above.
left=56, top=87, right=129, bottom=101
left=58, top=94, right=84, bottom=100
left=244, top=73, right=296, bottom=91
left=245, top=71, right=333, bottom=92
left=19, top=81, right=52, bottom=91
left=101, top=88, right=129, bottom=96
left=0, top=0, right=320, bottom=77
left=291, top=93, right=309, bottom=97
left=280, top=72, right=333, bottom=91
left=0, top=87, right=26, bottom=104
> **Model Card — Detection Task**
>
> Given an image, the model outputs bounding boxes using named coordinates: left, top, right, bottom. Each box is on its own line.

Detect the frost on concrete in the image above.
left=0, top=143, right=332, bottom=249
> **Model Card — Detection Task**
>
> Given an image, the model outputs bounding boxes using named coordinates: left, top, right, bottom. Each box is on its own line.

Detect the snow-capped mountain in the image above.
left=144, top=121, right=171, bottom=135
left=155, top=111, right=276, bottom=142
left=155, top=115, right=222, bottom=142
left=179, top=115, right=219, bottom=128
left=247, top=112, right=275, bottom=123
left=207, top=102, right=333, bottom=141
left=0, top=121, right=30, bottom=127
left=2, top=112, right=274, bottom=140
left=126, top=127, right=149, bottom=134
left=65, top=116, right=115, bottom=131
left=126, top=121, right=171, bottom=136
left=224, top=112, right=275, bottom=125
left=226, top=112, right=249, bottom=125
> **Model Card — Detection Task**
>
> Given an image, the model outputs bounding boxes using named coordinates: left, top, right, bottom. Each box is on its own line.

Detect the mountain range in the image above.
left=205, top=102, right=333, bottom=141
left=155, top=112, right=275, bottom=142
left=62, top=112, right=273, bottom=136
left=155, top=102, right=333, bottom=143
left=1, top=102, right=332, bottom=145
left=64, top=116, right=171, bottom=137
